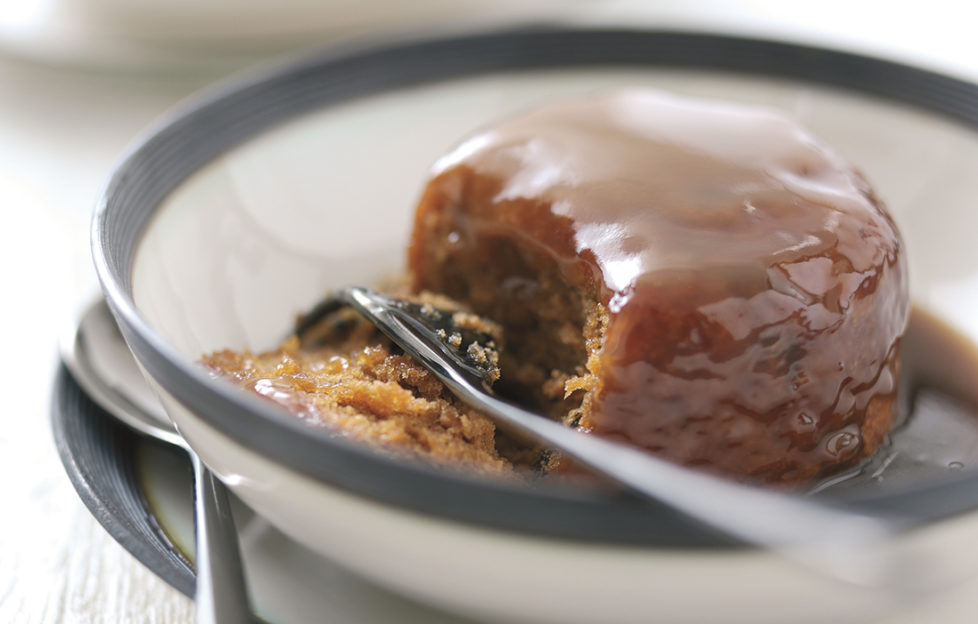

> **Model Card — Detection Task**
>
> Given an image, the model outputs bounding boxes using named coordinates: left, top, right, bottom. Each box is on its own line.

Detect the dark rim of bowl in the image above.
left=93, top=27, right=978, bottom=548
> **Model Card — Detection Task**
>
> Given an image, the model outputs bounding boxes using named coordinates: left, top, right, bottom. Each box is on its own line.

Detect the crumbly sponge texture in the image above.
left=202, top=314, right=513, bottom=477
left=408, top=182, right=600, bottom=424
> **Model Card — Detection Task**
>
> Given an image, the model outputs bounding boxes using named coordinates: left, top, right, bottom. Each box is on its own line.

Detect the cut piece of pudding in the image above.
left=408, top=89, right=909, bottom=485
left=202, top=298, right=515, bottom=477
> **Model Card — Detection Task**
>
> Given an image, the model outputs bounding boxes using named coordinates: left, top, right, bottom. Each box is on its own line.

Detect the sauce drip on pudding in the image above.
left=409, top=90, right=909, bottom=484
left=817, top=307, right=978, bottom=492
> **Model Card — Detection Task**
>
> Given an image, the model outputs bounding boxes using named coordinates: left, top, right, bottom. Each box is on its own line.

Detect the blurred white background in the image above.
left=0, top=1, right=976, bottom=622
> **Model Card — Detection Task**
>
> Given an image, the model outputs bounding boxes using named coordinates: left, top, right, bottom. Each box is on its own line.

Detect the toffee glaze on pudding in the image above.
left=409, top=89, right=909, bottom=485
left=818, top=307, right=978, bottom=492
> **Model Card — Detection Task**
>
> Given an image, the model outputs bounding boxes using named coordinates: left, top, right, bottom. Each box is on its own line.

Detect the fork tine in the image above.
left=294, top=287, right=501, bottom=387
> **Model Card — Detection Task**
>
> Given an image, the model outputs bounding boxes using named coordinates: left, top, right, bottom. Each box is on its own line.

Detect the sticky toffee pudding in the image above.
left=205, top=89, right=911, bottom=486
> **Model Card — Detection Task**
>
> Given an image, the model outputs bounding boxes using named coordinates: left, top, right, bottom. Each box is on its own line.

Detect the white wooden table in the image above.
left=1, top=3, right=977, bottom=622
left=0, top=55, right=210, bottom=623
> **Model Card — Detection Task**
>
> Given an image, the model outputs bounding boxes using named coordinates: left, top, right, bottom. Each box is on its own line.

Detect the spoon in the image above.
left=299, top=286, right=914, bottom=589
left=61, top=297, right=256, bottom=624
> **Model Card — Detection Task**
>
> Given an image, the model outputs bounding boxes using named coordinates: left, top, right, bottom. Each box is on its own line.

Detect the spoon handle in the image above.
left=192, top=453, right=256, bottom=624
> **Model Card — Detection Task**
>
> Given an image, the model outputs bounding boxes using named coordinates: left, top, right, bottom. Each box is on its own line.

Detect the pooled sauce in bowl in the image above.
left=817, top=306, right=978, bottom=494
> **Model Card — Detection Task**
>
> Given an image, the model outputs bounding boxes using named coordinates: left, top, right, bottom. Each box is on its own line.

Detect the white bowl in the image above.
left=93, top=28, right=978, bottom=623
